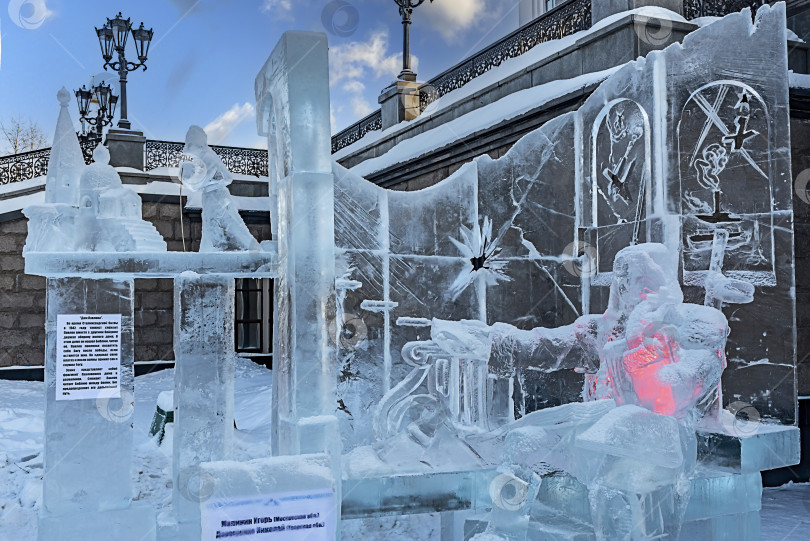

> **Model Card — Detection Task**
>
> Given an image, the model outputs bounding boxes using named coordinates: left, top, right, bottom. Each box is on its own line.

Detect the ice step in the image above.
left=527, top=469, right=761, bottom=524
left=696, top=422, right=800, bottom=473
left=680, top=510, right=761, bottom=541
left=464, top=510, right=595, bottom=541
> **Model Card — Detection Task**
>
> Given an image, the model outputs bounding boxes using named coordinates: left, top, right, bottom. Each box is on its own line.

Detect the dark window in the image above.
left=235, top=278, right=272, bottom=354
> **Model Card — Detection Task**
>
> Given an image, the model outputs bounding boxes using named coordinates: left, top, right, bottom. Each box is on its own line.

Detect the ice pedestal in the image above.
left=197, top=455, right=338, bottom=540
left=38, top=504, right=156, bottom=541
left=463, top=467, right=763, bottom=541
left=38, top=277, right=154, bottom=541
left=171, top=274, right=235, bottom=533
left=696, top=422, right=801, bottom=473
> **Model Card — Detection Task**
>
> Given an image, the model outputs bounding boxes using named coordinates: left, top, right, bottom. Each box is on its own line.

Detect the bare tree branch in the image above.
left=1, top=116, right=48, bottom=155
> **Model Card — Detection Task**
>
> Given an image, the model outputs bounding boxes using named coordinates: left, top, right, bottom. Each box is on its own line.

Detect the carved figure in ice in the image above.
left=414, top=244, right=730, bottom=540
left=23, top=88, right=167, bottom=253
left=74, top=145, right=167, bottom=252
left=179, top=125, right=260, bottom=252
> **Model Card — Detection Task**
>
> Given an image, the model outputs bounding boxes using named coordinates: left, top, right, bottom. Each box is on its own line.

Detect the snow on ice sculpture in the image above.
left=179, top=125, right=260, bottom=252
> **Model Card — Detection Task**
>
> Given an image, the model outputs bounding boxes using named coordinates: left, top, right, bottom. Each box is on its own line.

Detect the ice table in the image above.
left=26, top=250, right=277, bottom=541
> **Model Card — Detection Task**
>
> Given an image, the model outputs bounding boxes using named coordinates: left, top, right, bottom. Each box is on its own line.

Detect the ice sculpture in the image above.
left=24, top=89, right=166, bottom=254
left=179, top=125, right=260, bottom=252
left=333, top=4, right=797, bottom=540
left=25, top=90, right=158, bottom=541
left=426, top=243, right=725, bottom=540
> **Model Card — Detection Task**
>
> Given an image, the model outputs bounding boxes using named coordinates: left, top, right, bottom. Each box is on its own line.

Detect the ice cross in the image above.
left=690, top=89, right=767, bottom=179
left=722, top=116, right=758, bottom=151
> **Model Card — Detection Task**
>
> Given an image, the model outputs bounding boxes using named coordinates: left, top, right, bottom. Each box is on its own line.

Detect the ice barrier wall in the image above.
left=329, top=3, right=798, bottom=453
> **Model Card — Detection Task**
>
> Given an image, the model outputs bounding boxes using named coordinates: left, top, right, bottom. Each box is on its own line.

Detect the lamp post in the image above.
left=75, top=81, right=119, bottom=146
left=95, top=12, right=153, bottom=130
left=392, top=0, right=433, bottom=82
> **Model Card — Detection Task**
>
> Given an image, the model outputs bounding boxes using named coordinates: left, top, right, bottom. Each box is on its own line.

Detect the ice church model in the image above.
left=22, top=3, right=800, bottom=540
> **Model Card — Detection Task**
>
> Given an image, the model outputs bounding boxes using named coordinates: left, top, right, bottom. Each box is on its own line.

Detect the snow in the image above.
left=0, top=358, right=272, bottom=540
left=790, top=71, right=810, bottom=89
left=0, top=367, right=806, bottom=539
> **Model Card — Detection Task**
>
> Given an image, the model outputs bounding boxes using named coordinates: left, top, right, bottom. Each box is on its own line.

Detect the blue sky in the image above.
left=0, top=0, right=520, bottom=151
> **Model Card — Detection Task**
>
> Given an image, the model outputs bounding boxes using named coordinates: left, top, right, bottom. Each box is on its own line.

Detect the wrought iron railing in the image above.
left=683, top=0, right=768, bottom=18
left=0, top=141, right=97, bottom=185
left=144, top=140, right=268, bottom=177
left=0, top=140, right=267, bottom=185
left=418, top=0, right=592, bottom=111
left=0, top=147, right=50, bottom=185
left=330, top=110, right=383, bottom=154
left=330, top=0, right=592, bottom=154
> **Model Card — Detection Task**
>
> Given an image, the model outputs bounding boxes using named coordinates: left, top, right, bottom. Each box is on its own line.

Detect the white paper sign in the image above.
left=56, top=314, right=121, bottom=401
left=202, top=490, right=336, bottom=540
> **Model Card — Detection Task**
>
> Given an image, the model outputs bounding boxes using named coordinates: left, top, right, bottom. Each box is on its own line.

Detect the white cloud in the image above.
left=342, top=81, right=373, bottom=117
left=204, top=102, right=255, bottom=144
left=261, top=0, right=293, bottom=18
left=329, top=30, right=412, bottom=87
left=422, top=0, right=508, bottom=43
left=329, top=30, right=412, bottom=129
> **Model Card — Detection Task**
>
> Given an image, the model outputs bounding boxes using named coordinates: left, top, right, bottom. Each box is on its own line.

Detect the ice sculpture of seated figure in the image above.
left=25, top=144, right=166, bottom=253
left=430, top=243, right=729, bottom=540
left=433, top=243, right=727, bottom=419
left=75, top=145, right=167, bottom=252
left=179, top=125, right=261, bottom=252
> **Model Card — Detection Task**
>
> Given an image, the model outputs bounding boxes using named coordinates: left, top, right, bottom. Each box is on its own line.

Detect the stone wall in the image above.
left=0, top=217, right=45, bottom=367
left=0, top=196, right=271, bottom=367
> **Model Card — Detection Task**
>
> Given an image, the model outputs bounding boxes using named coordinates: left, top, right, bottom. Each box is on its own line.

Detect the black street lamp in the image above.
left=392, top=0, right=433, bottom=82
left=95, top=12, right=153, bottom=130
left=75, top=81, right=119, bottom=146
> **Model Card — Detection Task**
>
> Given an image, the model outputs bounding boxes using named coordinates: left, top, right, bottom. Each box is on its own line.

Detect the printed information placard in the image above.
left=202, top=490, right=336, bottom=540
left=56, top=314, right=121, bottom=401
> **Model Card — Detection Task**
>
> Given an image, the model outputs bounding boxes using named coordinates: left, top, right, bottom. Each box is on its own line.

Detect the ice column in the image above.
left=255, top=32, right=338, bottom=456
left=38, top=278, right=155, bottom=541
left=171, top=274, right=235, bottom=530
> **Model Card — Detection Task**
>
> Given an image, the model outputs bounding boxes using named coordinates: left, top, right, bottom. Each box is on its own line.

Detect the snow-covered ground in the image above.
left=0, top=360, right=807, bottom=539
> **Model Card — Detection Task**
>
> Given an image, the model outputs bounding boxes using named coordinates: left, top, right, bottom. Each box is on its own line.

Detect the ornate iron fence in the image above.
left=0, top=141, right=97, bottom=185
left=418, top=0, right=591, bottom=111
left=0, top=140, right=267, bottom=185
left=0, top=147, right=51, bottom=185
left=144, top=140, right=268, bottom=177
left=683, top=0, right=768, bottom=18
left=330, top=0, right=592, bottom=154
left=330, top=110, right=383, bottom=154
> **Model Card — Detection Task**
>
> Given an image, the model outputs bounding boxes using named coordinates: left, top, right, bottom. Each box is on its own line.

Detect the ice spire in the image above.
left=44, top=87, right=84, bottom=205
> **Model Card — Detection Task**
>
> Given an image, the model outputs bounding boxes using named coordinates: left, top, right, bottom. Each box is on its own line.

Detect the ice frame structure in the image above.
left=22, top=4, right=800, bottom=541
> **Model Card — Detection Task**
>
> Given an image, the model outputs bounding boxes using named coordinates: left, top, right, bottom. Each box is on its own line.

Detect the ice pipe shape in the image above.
left=180, top=125, right=260, bottom=252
